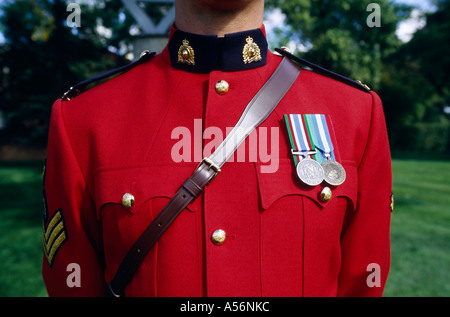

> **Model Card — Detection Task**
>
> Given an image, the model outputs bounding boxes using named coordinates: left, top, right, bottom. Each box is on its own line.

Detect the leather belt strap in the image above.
left=106, top=57, right=300, bottom=297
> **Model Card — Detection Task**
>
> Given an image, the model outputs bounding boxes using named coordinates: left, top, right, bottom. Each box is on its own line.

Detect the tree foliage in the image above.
left=0, top=0, right=135, bottom=146
left=265, top=0, right=412, bottom=89
left=379, top=0, right=450, bottom=151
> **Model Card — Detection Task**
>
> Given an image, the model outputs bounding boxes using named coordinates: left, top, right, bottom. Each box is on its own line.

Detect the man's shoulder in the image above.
left=275, top=48, right=372, bottom=95
left=52, top=50, right=164, bottom=136
left=60, top=50, right=156, bottom=102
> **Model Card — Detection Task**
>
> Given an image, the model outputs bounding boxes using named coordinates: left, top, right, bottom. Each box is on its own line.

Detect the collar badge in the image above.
left=178, top=39, right=195, bottom=65
left=243, top=36, right=262, bottom=64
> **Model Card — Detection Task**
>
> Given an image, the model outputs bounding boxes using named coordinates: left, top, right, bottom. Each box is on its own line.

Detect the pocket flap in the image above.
left=94, top=163, right=198, bottom=216
left=256, top=159, right=357, bottom=210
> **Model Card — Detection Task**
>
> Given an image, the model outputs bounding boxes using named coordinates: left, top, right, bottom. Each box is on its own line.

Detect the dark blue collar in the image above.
left=168, top=27, right=268, bottom=73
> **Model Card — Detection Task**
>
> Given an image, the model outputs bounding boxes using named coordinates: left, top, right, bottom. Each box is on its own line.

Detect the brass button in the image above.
left=320, top=187, right=332, bottom=202
left=122, top=193, right=135, bottom=208
left=211, top=229, right=226, bottom=245
left=215, top=80, right=229, bottom=94
left=139, top=50, right=150, bottom=59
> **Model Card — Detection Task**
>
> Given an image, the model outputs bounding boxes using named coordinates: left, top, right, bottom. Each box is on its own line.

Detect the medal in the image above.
left=285, top=114, right=324, bottom=186
left=322, top=157, right=346, bottom=186
left=303, top=114, right=346, bottom=186
left=297, top=155, right=324, bottom=186
left=285, top=114, right=346, bottom=187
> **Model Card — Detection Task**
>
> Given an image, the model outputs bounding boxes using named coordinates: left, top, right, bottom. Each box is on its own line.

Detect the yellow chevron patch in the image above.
left=43, top=209, right=67, bottom=266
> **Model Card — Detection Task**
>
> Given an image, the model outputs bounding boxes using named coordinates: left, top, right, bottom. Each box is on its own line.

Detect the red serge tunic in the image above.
left=42, top=26, right=392, bottom=297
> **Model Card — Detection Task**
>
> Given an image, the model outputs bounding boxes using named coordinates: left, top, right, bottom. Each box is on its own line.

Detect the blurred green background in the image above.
left=0, top=0, right=449, bottom=297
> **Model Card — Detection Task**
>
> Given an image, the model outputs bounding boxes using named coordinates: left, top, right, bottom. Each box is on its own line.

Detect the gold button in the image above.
left=122, top=193, right=135, bottom=208
left=320, top=187, right=332, bottom=202
left=215, top=80, right=229, bottom=94
left=139, top=50, right=150, bottom=59
left=211, top=229, right=226, bottom=245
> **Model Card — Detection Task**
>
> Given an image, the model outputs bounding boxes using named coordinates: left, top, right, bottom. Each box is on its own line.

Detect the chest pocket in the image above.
left=255, top=158, right=358, bottom=297
left=93, top=163, right=200, bottom=273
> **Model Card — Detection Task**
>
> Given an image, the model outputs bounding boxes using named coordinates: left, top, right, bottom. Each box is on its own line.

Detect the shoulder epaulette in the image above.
left=275, top=48, right=371, bottom=93
left=61, top=50, right=156, bottom=101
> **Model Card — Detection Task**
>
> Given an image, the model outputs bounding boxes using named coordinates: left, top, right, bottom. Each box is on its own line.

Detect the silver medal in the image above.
left=322, top=159, right=346, bottom=186
left=296, top=157, right=324, bottom=186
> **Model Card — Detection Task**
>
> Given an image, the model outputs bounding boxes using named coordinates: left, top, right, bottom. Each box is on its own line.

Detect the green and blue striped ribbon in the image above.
left=284, top=114, right=336, bottom=165
left=303, top=114, right=335, bottom=164
left=284, top=114, right=313, bottom=165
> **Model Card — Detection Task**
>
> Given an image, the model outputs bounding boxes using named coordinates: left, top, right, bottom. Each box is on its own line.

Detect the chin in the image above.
left=194, top=0, right=261, bottom=11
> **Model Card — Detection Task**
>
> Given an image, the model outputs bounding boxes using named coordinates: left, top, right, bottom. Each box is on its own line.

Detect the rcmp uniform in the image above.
left=42, top=25, right=392, bottom=297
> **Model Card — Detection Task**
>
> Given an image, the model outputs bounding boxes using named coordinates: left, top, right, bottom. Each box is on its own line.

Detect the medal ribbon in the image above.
left=284, top=114, right=314, bottom=165
left=303, top=114, right=336, bottom=164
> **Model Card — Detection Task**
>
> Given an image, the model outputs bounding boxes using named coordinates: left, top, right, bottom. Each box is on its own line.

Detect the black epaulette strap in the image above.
left=61, top=50, right=156, bottom=101
left=275, top=48, right=371, bottom=93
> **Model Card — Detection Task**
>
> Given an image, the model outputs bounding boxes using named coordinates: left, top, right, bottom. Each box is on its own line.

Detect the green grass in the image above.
left=0, top=158, right=449, bottom=297
left=383, top=159, right=450, bottom=297
left=0, top=162, right=47, bottom=297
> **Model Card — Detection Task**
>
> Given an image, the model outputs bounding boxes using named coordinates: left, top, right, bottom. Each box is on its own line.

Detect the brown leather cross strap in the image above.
left=106, top=57, right=300, bottom=297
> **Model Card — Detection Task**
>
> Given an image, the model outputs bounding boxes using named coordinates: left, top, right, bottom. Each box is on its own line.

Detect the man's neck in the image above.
left=174, top=0, right=264, bottom=37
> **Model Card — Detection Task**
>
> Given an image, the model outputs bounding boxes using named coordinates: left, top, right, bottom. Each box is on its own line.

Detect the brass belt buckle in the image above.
left=196, top=157, right=221, bottom=184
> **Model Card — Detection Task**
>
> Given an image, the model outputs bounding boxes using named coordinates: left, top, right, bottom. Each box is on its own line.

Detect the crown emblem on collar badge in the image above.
left=178, top=39, right=195, bottom=65
left=243, top=36, right=262, bottom=64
